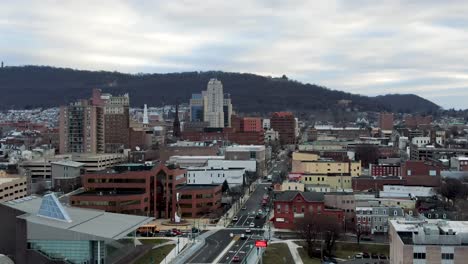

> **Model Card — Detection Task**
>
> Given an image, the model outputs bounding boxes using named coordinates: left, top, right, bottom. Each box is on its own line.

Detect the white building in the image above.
left=204, top=78, right=225, bottom=128
left=450, top=156, right=468, bottom=171
left=265, top=129, right=279, bottom=142
left=262, top=118, right=271, bottom=130
left=185, top=167, right=245, bottom=187
left=411, top=136, right=443, bottom=147
left=168, top=155, right=224, bottom=168
left=379, top=185, right=435, bottom=198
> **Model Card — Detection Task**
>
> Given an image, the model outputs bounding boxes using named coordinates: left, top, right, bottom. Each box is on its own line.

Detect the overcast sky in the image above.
left=2, top=0, right=468, bottom=109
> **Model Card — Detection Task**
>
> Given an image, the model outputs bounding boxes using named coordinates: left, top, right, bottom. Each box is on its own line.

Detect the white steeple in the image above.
left=143, top=104, right=149, bottom=126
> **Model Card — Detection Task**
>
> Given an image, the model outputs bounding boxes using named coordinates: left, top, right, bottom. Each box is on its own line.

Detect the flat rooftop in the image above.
left=74, top=189, right=146, bottom=196
left=0, top=176, right=25, bottom=184
left=176, top=184, right=221, bottom=190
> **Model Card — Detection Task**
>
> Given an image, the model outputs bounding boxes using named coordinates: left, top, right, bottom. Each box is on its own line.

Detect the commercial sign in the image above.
left=255, top=240, right=268, bottom=248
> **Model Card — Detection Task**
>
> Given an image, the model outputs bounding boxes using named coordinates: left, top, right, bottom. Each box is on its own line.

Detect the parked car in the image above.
left=245, top=228, right=252, bottom=234
left=191, top=227, right=199, bottom=233
left=172, top=229, right=182, bottom=236
left=362, top=252, right=370, bottom=258
left=242, top=206, right=247, bottom=210
left=371, top=253, right=379, bottom=259
left=361, top=236, right=373, bottom=241
left=379, top=254, right=387, bottom=259
left=354, top=253, right=363, bottom=259
left=165, top=231, right=176, bottom=237
left=249, top=222, right=255, bottom=228
left=240, top=234, right=246, bottom=240
left=232, top=255, right=240, bottom=262
left=233, top=216, right=238, bottom=221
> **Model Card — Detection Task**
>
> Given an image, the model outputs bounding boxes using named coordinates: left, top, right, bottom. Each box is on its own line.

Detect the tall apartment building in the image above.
left=271, top=112, right=296, bottom=145
left=101, top=92, right=130, bottom=153
left=59, top=89, right=105, bottom=154
left=389, top=219, right=468, bottom=264
left=189, top=79, right=232, bottom=128
left=379, top=112, right=394, bottom=131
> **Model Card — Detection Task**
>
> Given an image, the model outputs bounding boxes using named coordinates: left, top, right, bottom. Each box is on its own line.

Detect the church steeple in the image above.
left=173, top=101, right=181, bottom=138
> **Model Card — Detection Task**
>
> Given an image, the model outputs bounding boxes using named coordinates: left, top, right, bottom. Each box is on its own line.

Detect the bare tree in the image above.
left=439, top=178, right=468, bottom=206
left=296, top=214, right=343, bottom=258
left=295, top=214, right=320, bottom=257
left=354, top=144, right=380, bottom=168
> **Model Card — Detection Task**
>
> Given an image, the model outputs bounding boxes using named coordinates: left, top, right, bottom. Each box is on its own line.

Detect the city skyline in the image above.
left=2, top=1, right=468, bottom=109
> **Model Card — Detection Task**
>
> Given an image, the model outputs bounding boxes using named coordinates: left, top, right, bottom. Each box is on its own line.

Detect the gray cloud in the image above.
left=1, top=0, right=468, bottom=109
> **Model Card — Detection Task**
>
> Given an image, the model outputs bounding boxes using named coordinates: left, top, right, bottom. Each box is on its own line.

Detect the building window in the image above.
left=357, top=216, right=361, bottom=222
left=394, top=211, right=398, bottom=216
left=277, top=204, right=281, bottom=213
left=293, top=206, right=297, bottom=213
left=441, top=253, right=454, bottom=260
left=309, top=205, right=314, bottom=213
left=285, top=205, right=289, bottom=213
left=250, top=152, right=256, bottom=159
left=413, top=253, right=426, bottom=259
left=301, top=206, right=305, bottom=213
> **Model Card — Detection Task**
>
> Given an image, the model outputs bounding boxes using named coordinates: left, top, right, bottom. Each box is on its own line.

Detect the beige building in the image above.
left=281, top=181, right=305, bottom=192
left=0, top=171, right=28, bottom=202
left=292, top=152, right=361, bottom=176
left=324, top=192, right=356, bottom=222
left=390, top=219, right=468, bottom=264
left=71, top=153, right=125, bottom=172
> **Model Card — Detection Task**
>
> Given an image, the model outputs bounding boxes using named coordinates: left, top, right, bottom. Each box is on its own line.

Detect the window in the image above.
left=429, top=170, right=437, bottom=176
left=301, top=206, right=305, bottom=213
left=285, top=205, right=289, bottom=213
left=413, top=253, right=426, bottom=259
left=407, top=170, right=412, bottom=176
left=441, top=253, right=454, bottom=260
left=443, top=214, right=446, bottom=219
left=309, top=205, right=314, bottom=213
left=277, top=204, right=281, bottom=213
left=357, top=216, right=361, bottom=222
left=293, top=206, right=297, bottom=213
left=394, top=211, right=398, bottom=216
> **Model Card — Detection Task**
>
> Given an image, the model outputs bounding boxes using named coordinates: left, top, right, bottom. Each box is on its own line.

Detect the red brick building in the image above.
left=378, top=112, right=394, bottom=131
left=181, top=128, right=264, bottom=145
left=352, top=176, right=405, bottom=191
left=404, top=115, right=432, bottom=129
left=272, top=191, right=344, bottom=229
left=70, top=163, right=187, bottom=220
left=271, top=112, right=296, bottom=145
left=370, top=164, right=401, bottom=177
left=177, top=184, right=222, bottom=218
left=401, top=160, right=442, bottom=187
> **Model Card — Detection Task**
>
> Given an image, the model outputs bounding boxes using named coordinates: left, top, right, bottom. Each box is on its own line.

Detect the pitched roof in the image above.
left=274, top=191, right=324, bottom=202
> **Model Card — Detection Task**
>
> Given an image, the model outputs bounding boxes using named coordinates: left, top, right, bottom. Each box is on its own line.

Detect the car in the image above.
left=171, top=229, right=182, bottom=236
left=242, top=206, right=247, bottom=210
left=232, top=255, right=240, bottom=262
left=361, top=236, right=373, bottom=241
left=165, top=231, right=176, bottom=237
left=354, top=253, right=363, bottom=259
left=191, top=227, right=199, bottom=233
left=371, top=253, right=379, bottom=259
left=255, top=214, right=260, bottom=219
left=233, top=216, right=238, bottom=221
left=362, top=252, right=370, bottom=258
left=379, top=254, right=387, bottom=259
left=250, top=222, right=255, bottom=228
left=258, top=209, right=263, bottom=214
left=245, top=228, right=252, bottom=234
left=240, top=234, right=246, bottom=240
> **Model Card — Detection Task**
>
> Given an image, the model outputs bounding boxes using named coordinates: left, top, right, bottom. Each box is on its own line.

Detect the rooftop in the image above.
left=225, top=145, right=265, bottom=152
left=176, top=184, right=221, bottom=190
left=50, top=160, right=85, bottom=168
left=274, top=191, right=324, bottom=202
left=3, top=194, right=152, bottom=241
left=0, top=176, right=25, bottom=184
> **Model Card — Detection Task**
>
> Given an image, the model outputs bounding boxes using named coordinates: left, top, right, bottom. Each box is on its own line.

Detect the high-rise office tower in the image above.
left=204, top=78, right=225, bottom=128
left=101, top=92, right=130, bottom=153
left=59, top=89, right=105, bottom=154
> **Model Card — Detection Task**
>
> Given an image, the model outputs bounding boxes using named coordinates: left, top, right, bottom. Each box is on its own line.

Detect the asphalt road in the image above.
left=187, top=183, right=272, bottom=264
left=186, top=229, right=245, bottom=264
left=232, top=183, right=271, bottom=228
left=219, top=231, right=264, bottom=263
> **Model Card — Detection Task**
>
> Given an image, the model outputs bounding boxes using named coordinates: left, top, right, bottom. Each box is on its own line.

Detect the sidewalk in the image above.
left=217, top=182, right=258, bottom=228
left=286, top=240, right=304, bottom=264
